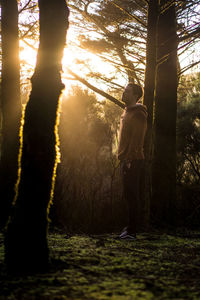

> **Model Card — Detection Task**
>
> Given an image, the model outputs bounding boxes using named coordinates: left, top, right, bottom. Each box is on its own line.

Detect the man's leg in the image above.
left=123, top=160, right=143, bottom=235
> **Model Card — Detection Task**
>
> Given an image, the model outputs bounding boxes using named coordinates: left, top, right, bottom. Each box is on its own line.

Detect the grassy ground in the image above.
left=0, top=230, right=200, bottom=299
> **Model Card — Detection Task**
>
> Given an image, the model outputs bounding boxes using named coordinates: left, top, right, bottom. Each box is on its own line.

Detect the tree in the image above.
left=68, top=1, right=196, bottom=229
left=143, top=0, right=158, bottom=158
left=67, top=1, right=200, bottom=94
left=67, top=1, right=198, bottom=229
left=177, top=73, right=200, bottom=185
left=5, top=0, right=69, bottom=272
left=17, top=2, right=200, bottom=105
left=151, top=0, right=178, bottom=226
left=18, top=0, right=39, bottom=100
left=142, top=0, right=158, bottom=227
left=0, top=0, right=21, bottom=229
left=68, top=0, right=147, bottom=90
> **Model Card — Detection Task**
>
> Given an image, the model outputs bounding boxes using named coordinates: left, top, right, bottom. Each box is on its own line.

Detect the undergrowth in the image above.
left=0, top=230, right=200, bottom=299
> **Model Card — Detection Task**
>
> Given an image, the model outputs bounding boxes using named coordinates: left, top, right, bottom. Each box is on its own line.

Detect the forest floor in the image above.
left=0, top=230, right=200, bottom=300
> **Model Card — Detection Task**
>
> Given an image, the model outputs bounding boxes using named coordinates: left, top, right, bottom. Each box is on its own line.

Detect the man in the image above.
left=118, top=83, right=147, bottom=240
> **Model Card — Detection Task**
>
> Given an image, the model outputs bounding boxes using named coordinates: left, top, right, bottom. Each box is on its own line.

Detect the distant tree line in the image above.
left=67, top=0, right=200, bottom=226
left=52, top=74, right=200, bottom=231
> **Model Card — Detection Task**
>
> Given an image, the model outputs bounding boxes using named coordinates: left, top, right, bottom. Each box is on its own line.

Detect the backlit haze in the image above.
left=19, top=24, right=118, bottom=101
left=19, top=3, right=200, bottom=103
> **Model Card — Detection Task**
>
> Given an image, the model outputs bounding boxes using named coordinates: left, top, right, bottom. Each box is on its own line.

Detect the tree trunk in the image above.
left=0, top=0, right=21, bottom=229
left=152, top=1, right=178, bottom=226
left=5, top=0, right=69, bottom=272
left=141, top=0, right=158, bottom=229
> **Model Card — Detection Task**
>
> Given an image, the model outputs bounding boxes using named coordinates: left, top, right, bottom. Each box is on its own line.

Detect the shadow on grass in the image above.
left=0, top=230, right=200, bottom=299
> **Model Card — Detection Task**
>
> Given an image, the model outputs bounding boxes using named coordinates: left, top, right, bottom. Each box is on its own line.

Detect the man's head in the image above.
left=122, top=83, right=143, bottom=107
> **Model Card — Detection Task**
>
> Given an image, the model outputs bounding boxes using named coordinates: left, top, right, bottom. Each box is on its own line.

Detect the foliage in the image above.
left=12, top=1, right=200, bottom=97
left=53, top=87, right=124, bottom=232
left=67, top=0, right=200, bottom=95
left=177, top=73, right=200, bottom=185
left=68, top=0, right=147, bottom=87
left=1, top=230, right=200, bottom=299
left=177, top=1, right=200, bottom=74
left=176, top=73, right=200, bottom=228
left=52, top=75, right=200, bottom=231
left=19, top=0, right=38, bottom=42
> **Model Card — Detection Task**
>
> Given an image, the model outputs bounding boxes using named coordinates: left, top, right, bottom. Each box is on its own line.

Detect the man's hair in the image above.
left=127, top=83, right=143, bottom=100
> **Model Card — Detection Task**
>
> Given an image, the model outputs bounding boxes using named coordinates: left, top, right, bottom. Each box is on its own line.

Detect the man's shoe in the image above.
left=119, top=228, right=136, bottom=240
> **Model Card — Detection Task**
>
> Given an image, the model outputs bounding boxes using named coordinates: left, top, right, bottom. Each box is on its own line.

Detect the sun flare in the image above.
left=19, top=32, right=116, bottom=98
left=20, top=42, right=37, bottom=67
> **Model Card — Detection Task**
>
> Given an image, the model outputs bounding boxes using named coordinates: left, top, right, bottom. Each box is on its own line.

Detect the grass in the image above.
left=0, top=230, right=200, bottom=299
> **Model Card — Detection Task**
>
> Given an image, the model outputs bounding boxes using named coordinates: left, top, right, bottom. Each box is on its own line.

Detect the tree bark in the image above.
left=5, top=0, right=69, bottom=272
left=141, top=0, right=158, bottom=229
left=152, top=0, right=178, bottom=226
left=0, top=0, right=21, bottom=229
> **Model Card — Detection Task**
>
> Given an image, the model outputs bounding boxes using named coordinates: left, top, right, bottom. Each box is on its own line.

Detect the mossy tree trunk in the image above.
left=5, top=0, right=69, bottom=272
left=0, top=0, right=21, bottom=229
left=152, top=1, right=178, bottom=226
left=142, top=0, right=158, bottom=229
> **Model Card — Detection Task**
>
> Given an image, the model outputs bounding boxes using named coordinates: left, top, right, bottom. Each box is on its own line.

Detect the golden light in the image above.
left=20, top=41, right=37, bottom=68
left=19, top=28, right=117, bottom=98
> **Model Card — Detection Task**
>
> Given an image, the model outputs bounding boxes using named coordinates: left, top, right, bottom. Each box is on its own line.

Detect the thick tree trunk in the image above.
left=5, top=0, right=69, bottom=272
left=0, top=0, right=21, bottom=229
left=141, top=0, right=158, bottom=229
left=143, top=0, right=158, bottom=153
left=151, top=1, right=178, bottom=226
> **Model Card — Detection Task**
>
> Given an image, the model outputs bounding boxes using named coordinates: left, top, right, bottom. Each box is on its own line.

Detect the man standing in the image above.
left=118, top=83, right=147, bottom=239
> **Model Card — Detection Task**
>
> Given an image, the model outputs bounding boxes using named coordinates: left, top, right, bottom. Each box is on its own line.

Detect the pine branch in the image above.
left=109, top=1, right=147, bottom=28
left=179, top=25, right=200, bottom=43
left=19, top=0, right=35, bottom=14
left=66, top=69, right=125, bottom=109
left=179, top=60, right=200, bottom=75
left=19, top=21, right=38, bottom=40
left=184, top=153, right=200, bottom=180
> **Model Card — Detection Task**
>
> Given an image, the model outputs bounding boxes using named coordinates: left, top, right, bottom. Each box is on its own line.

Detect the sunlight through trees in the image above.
left=0, top=0, right=200, bottom=274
